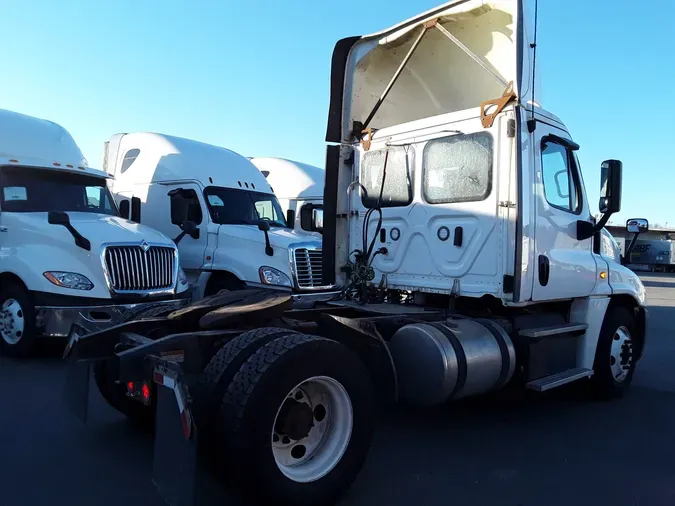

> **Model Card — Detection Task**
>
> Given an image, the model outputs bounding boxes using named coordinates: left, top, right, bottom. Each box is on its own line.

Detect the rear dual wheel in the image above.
left=213, top=332, right=376, bottom=506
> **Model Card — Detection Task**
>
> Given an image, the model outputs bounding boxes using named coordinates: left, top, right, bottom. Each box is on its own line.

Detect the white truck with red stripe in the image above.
left=0, top=109, right=190, bottom=358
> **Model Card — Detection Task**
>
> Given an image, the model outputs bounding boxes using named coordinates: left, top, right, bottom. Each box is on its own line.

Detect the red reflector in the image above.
left=153, top=372, right=163, bottom=385
left=142, top=383, right=151, bottom=401
left=127, top=381, right=134, bottom=391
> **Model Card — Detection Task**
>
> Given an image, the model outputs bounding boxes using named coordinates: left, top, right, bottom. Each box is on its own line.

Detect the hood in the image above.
left=327, top=0, right=537, bottom=142
left=11, top=212, right=175, bottom=250
left=221, top=224, right=322, bottom=249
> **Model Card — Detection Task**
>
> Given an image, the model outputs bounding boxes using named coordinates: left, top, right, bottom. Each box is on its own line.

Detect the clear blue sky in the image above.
left=1, top=0, right=673, bottom=225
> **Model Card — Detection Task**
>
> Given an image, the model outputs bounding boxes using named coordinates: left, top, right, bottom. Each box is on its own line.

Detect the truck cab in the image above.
left=0, top=109, right=190, bottom=356
left=322, top=0, right=646, bottom=391
left=249, top=157, right=325, bottom=234
left=104, top=133, right=335, bottom=302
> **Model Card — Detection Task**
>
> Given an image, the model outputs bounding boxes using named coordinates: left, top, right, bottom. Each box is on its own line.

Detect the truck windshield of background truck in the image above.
left=203, top=186, right=288, bottom=228
left=0, top=166, right=119, bottom=216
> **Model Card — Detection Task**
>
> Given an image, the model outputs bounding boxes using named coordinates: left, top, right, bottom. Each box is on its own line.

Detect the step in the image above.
left=525, top=368, right=594, bottom=392
left=518, top=323, right=588, bottom=339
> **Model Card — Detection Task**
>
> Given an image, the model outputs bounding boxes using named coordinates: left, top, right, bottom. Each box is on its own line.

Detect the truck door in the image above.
left=166, top=184, right=210, bottom=273
left=531, top=124, right=598, bottom=301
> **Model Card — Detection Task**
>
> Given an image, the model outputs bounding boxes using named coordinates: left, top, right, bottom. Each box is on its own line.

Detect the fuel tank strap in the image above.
left=475, top=318, right=513, bottom=390
left=427, top=322, right=467, bottom=398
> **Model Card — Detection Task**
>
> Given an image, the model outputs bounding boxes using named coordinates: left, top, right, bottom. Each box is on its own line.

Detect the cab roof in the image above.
left=249, top=157, right=325, bottom=199
left=326, top=0, right=537, bottom=142
left=110, top=132, right=274, bottom=194
left=0, top=108, right=108, bottom=178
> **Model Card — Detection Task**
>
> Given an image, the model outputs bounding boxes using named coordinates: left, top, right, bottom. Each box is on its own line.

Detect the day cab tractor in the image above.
left=63, top=2, right=648, bottom=505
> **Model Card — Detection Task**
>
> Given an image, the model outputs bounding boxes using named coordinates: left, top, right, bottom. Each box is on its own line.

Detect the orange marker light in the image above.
left=600, top=271, right=607, bottom=279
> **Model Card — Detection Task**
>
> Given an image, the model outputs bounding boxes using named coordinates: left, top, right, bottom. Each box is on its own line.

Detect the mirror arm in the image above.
left=624, top=232, right=641, bottom=261
left=578, top=212, right=613, bottom=241
left=173, top=231, right=187, bottom=245
left=263, top=230, right=273, bottom=256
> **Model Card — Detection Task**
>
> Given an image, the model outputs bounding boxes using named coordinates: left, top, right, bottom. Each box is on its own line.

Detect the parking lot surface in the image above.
left=2, top=274, right=675, bottom=506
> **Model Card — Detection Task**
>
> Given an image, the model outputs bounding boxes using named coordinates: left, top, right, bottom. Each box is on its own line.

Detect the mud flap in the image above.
left=62, top=333, right=91, bottom=423
left=152, top=367, right=201, bottom=506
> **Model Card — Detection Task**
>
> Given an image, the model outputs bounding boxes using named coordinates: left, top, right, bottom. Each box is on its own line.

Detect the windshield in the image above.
left=204, top=186, right=288, bottom=228
left=0, top=166, right=119, bottom=216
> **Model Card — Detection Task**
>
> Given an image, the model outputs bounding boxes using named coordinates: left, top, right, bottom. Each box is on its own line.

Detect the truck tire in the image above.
left=195, top=327, right=299, bottom=430
left=0, top=283, right=38, bottom=357
left=591, top=306, right=637, bottom=399
left=93, top=360, right=156, bottom=426
left=219, top=333, right=375, bottom=506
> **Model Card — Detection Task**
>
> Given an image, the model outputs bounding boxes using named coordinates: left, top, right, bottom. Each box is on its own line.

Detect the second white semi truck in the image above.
left=101, top=134, right=336, bottom=303
left=65, top=1, right=649, bottom=505
left=249, top=157, right=325, bottom=234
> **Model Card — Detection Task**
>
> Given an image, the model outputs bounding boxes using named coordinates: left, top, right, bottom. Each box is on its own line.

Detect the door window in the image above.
left=540, top=141, right=580, bottom=213
left=170, top=189, right=203, bottom=225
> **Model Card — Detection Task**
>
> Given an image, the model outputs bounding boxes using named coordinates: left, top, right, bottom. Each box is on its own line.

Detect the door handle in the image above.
left=0, top=226, right=7, bottom=232
left=538, top=255, right=550, bottom=286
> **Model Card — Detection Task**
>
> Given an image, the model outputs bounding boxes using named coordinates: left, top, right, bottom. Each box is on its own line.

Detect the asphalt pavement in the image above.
left=2, top=274, right=675, bottom=506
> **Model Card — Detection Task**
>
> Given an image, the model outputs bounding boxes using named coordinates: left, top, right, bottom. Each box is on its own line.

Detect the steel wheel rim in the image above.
left=0, top=298, right=25, bottom=345
left=271, top=375, right=353, bottom=483
left=610, top=325, right=633, bottom=382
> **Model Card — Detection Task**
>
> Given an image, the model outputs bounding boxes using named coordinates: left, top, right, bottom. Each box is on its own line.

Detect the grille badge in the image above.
left=140, top=241, right=150, bottom=253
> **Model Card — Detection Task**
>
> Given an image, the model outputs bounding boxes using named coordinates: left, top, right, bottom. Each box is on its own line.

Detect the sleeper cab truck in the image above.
left=101, top=133, right=338, bottom=303
left=0, top=109, right=190, bottom=357
left=249, top=157, right=325, bottom=234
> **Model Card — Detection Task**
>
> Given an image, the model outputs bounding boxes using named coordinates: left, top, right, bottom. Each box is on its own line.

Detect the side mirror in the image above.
left=312, top=208, right=324, bottom=232
left=258, top=220, right=271, bottom=232
left=627, top=218, right=649, bottom=234
left=119, top=199, right=130, bottom=220
left=130, top=196, right=141, bottom=223
left=182, top=220, right=200, bottom=239
left=286, top=209, right=296, bottom=227
left=48, top=211, right=70, bottom=226
left=599, top=160, right=622, bottom=214
left=299, top=203, right=324, bottom=233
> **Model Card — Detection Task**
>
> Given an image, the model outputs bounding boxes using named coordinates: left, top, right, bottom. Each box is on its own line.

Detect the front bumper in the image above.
left=36, top=296, right=191, bottom=338
left=291, top=290, right=342, bottom=307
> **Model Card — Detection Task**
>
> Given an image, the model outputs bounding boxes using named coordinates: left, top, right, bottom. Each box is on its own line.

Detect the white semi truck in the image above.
left=65, top=2, right=648, bottom=506
left=101, top=134, right=335, bottom=302
left=249, top=157, right=325, bottom=234
left=0, top=109, right=190, bottom=357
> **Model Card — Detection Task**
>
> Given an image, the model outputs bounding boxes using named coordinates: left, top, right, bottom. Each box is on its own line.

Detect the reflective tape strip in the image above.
left=153, top=369, right=192, bottom=439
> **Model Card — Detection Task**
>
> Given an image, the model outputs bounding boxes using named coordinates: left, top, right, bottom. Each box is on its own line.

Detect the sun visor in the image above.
left=326, top=0, right=536, bottom=143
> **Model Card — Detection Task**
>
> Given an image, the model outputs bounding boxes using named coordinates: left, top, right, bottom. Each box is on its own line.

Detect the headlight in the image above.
left=259, top=266, right=292, bottom=287
left=43, top=271, right=94, bottom=291
left=178, top=267, right=188, bottom=286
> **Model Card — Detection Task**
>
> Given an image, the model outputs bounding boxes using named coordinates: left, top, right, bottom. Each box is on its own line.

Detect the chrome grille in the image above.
left=293, top=248, right=323, bottom=288
left=104, top=245, right=176, bottom=292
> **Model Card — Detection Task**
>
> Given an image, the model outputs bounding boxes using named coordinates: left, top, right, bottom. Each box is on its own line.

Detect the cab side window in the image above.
left=540, top=141, right=580, bottom=213
left=169, top=188, right=203, bottom=225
